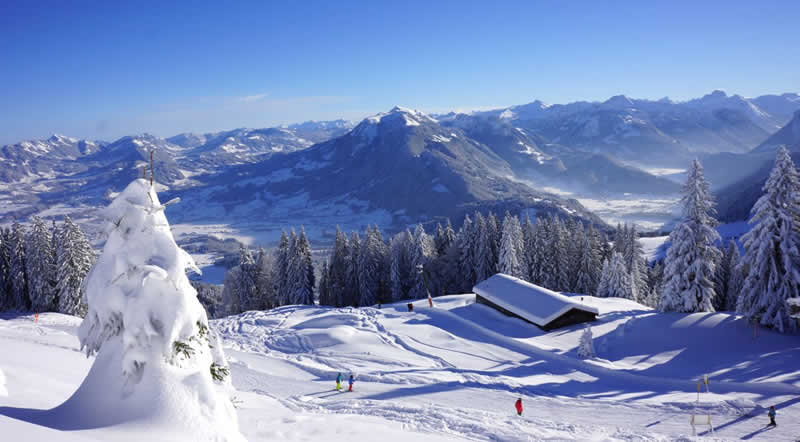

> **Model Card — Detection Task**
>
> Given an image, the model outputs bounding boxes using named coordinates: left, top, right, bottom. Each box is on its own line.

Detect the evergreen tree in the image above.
left=390, top=231, right=413, bottom=301
left=26, top=216, right=56, bottom=312
left=598, top=252, right=634, bottom=300
left=498, top=213, right=524, bottom=278
left=358, top=226, right=384, bottom=306
left=54, top=216, right=95, bottom=316
left=345, top=231, right=361, bottom=306
left=8, top=222, right=28, bottom=311
left=660, top=160, right=721, bottom=312
left=577, top=325, right=595, bottom=359
left=408, top=224, right=432, bottom=299
left=528, top=218, right=549, bottom=286
left=486, top=212, right=501, bottom=277
left=724, top=243, right=744, bottom=311
left=474, top=213, right=494, bottom=282
left=272, top=230, right=290, bottom=307
left=0, top=228, right=11, bottom=310
left=714, top=240, right=740, bottom=311
left=329, top=227, right=350, bottom=307
left=737, top=147, right=800, bottom=332
left=574, top=229, right=601, bottom=296
left=288, top=227, right=314, bottom=305
left=318, top=259, right=331, bottom=306
left=254, top=247, right=276, bottom=309
left=456, top=215, right=477, bottom=291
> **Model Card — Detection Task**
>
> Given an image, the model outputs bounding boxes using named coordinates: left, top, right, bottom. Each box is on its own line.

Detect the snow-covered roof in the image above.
left=473, top=274, right=599, bottom=327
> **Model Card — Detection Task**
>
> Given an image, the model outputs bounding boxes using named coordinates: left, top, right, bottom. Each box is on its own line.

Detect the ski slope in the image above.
left=2, top=295, right=799, bottom=441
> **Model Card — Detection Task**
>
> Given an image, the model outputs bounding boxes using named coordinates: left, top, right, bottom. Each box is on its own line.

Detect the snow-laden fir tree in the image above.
left=327, top=227, right=349, bottom=307
left=725, top=244, right=744, bottom=311
left=287, top=227, right=314, bottom=305
left=660, top=160, right=721, bottom=312
left=474, top=213, right=494, bottom=282
left=26, top=216, right=56, bottom=312
left=547, top=216, right=571, bottom=291
left=54, top=216, right=95, bottom=316
left=318, top=259, right=332, bottom=306
left=358, top=226, right=386, bottom=306
left=622, top=224, right=648, bottom=302
left=486, top=212, right=501, bottom=276
left=434, top=220, right=456, bottom=257
left=344, top=231, right=361, bottom=306
left=0, top=228, right=10, bottom=310
left=408, top=224, right=434, bottom=299
left=8, top=222, right=28, bottom=311
left=574, top=229, right=601, bottom=296
left=72, top=179, right=243, bottom=440
left=737, top=147, right=800, bottom=332
left=714, top=240, right=741, bottom=311
left=598, top=252, right=634, bottom=299
left=272, top=230, right=290, bottom=306
left=457, top=214, right=477, bottom=291
left=498, top=213, right=524, bottom=278
left=577, top=324, right=595, bottom=359
left=527, top=219, right=549, bottom=286
left=390, top=230, right=412, bottom=301
left=254, top=247, right=276, bottom=309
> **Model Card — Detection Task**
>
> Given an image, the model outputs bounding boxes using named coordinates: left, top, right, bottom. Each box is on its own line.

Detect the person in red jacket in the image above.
left=515, top=397, right=523, bottom=416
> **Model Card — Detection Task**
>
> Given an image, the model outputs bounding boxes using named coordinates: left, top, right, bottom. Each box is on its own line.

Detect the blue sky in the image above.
left=0, top=0, right=797, bottom=144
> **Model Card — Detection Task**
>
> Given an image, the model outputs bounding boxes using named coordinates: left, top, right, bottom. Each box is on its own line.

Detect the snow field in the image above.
left=2, top=294, right=800, bottom=440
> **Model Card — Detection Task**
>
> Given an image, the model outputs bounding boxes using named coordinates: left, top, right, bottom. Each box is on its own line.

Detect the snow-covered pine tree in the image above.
left=660, top=160, right=721, bottom=312
left=486, top=211, right=501, bottom=277
left=318, top=259, right=331, bottom=306
left=577, top=324, right=595, bottom=359
left=498, top=213, right=524, bottom=278
left=596, top=258, right=609, bottom=298
left=724, top=243, right=743, bottom=311
left=456, top=214, right=477, bottom=291
left=737, top=147, right=800, bottom=332
left=287, top=227, right=314, bottom=305
left=9, top=222, right=29, bottom=311
left=623, top=224, right=648, bottom=302
left=473, top=213, right=494, bottom=282
left=358, top=226, right=382, bottom=306
left=612, top=223, right=626, bottom=255
left=327, top=227, right=349, bottom=307
left=389, top=231, right=411, bottom=301
left=565, top=219, right=583, bottom=291
left=0, top=228, right=10, bottom=310
left=408, top=224, right=433, bottom=299
left=344, top=231, right=361, bottom=306
left=26, top=216, right=56, bottom=312
left=547, top=216, right=570, bottom=291
left=574, top=229, right=601, bottom=296
left=74, top=179, right=242, bottom=440
left=54, top=216, right=94, bottom=316
left=528, top=218, right=549, bottom=286
left=254, top=247, right=276, bottom=309
left=714, top=240, right=738, bottom=311
left=598, top=252, right=634, bottom=299
left=272, top=230, right=290, bottom=307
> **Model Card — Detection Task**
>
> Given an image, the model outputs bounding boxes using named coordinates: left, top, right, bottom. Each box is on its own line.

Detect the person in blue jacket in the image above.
left=348, top=374, right=355, bottom=392
left=768, top=405, right=776, bottom=426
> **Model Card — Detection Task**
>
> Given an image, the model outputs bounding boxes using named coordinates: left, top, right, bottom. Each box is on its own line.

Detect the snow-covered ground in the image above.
left=2, top=295, right=799, bottom=441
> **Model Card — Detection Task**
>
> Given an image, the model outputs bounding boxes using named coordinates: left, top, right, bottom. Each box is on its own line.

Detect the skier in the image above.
left=515, top=397, right=523, bottom=416
left=336, top=372, right=343, bottom=391
left=348, top=374, right=355, bottom=392
left=768, top=405, right=776, bottom=426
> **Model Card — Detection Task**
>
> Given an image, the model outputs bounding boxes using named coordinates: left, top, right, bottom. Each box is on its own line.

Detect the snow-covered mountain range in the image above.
left=1, top=91, right=799, bottom=241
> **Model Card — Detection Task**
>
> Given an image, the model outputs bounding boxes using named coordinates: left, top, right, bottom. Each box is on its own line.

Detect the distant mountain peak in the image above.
left=602, top=95, right=635, bottom=109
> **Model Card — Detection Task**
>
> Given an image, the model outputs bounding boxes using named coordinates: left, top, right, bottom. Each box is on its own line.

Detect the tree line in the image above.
left=0, top=216, right=95, bottom=316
